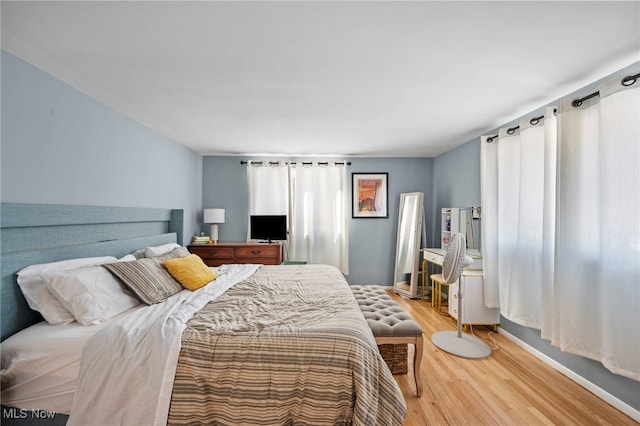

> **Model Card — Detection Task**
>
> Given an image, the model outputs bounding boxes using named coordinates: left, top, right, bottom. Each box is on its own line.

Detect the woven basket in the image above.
left=378, top=344, right=408, bottom=375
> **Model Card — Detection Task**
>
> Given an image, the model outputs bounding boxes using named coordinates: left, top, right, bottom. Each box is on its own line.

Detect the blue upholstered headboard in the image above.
left=0, top=203, right=184, bottom=341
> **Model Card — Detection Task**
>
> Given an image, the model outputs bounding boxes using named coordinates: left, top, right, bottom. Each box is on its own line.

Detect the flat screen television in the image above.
left=250, top=215, right=287, bottom=242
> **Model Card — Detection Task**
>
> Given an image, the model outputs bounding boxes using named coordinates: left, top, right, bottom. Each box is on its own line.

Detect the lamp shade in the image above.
left=204, top=208, right=225, bottom=224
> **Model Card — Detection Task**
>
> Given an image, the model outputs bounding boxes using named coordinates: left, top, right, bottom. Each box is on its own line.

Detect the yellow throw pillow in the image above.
left=163, top=254, right=218, bottom=291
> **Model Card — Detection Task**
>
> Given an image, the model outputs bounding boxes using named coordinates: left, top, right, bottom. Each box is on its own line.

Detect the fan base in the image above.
left=431, top=331, right=491, bottom=359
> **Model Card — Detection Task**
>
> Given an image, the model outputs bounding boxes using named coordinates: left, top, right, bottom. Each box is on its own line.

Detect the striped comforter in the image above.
left=167, top=265, right=406, bottom=425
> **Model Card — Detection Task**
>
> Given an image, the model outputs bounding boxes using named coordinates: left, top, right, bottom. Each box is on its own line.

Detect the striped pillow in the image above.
left=104, top=258, right=182, bottom=305
left=154, top=246, right=191, bottom=261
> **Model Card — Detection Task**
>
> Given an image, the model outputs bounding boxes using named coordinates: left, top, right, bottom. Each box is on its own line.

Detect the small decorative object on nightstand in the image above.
left=203, top=208, right=225, bottom=243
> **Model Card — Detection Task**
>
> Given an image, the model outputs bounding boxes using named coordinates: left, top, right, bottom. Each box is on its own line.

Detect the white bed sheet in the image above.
left=0, top=305, right=144, bottom=414
left=68, top=263, right=260, bottom=426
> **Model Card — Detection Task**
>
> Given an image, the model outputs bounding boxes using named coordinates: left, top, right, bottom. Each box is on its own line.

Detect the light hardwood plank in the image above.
left=386, top=291, right=638, bottom=426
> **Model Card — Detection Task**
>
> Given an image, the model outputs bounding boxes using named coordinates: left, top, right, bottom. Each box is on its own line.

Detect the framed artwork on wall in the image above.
left=352, top=173, right=388, bottom=218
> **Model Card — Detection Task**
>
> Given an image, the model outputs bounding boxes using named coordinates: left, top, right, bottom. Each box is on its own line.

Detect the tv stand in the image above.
left=188, top=242, right=283, bottom=266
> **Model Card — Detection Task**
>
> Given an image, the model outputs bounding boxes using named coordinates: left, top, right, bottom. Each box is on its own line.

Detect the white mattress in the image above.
left=1, top=306, right=143, bottom=414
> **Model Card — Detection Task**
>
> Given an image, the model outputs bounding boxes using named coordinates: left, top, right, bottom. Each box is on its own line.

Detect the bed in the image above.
left=1, top=203, right=406, bottom=425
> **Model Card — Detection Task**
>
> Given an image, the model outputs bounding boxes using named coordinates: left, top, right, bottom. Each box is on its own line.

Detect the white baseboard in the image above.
left=497, top=327, right=640, bottom=423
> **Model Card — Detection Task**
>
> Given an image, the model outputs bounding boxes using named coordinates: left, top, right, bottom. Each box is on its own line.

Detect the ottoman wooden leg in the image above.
left=414, top=335, right=424, bottom=397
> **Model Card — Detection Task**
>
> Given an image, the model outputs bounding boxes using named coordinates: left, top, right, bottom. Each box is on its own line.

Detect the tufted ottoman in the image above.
left=350, top=285, right=424, bottom=397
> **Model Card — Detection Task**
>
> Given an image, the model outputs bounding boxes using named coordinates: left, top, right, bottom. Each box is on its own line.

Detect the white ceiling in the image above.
left=2, top=1, right=639, bottom=157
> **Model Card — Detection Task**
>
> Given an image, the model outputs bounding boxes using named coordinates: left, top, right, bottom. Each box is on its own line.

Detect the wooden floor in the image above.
left=386, top=291, right=638, bottom=426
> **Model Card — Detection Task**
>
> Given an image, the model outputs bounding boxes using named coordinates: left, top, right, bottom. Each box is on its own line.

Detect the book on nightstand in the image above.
left=191, top=235, right=211, bottom=245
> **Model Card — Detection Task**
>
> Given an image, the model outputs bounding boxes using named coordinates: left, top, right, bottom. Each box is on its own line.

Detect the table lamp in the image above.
left=204, top=208, right=225, bottom=243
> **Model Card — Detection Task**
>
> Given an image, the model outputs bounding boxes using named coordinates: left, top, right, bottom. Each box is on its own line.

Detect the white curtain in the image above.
left=246, top=162, right=289, bottom=239
left=247, top=161, right=289, bottom=215
left=289, top=163, right=349, bottom=274
left=552, top=77, right=639, bottom=380
left=247, top=161, right=349, bottom=274
left=482, top=109, right=555, bottom=326
left=481, top=72, right=640, bottom=381
left=480, top=135, right=500, bottom=308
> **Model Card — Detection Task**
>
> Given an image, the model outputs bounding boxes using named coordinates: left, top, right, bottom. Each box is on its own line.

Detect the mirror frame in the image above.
left=393, top=192, right=424, bottom=298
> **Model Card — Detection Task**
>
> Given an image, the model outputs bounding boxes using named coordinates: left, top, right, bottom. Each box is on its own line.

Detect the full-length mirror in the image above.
left=393, top=192, right=424, bottom=298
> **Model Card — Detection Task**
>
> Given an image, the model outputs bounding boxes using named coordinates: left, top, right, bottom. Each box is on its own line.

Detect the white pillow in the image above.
left=17, top=256, right=118, bottom=325
left=43, top=266, right=140, bottom=326
left=144, top=243, right=180, bottom=258
left=131, top=248, right=146, bottom=259
left=118, top=254, right=137, bottom=262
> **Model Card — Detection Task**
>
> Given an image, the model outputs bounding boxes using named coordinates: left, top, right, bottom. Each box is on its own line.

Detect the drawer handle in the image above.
left=251, top=250, right=261, bottom=255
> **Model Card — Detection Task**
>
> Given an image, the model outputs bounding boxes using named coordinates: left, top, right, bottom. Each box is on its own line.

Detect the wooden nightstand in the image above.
left=188, top=243, right=283, bottom=266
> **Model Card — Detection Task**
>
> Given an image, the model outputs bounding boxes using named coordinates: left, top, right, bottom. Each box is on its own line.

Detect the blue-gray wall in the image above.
left=202, top=156, right=434, bottom=285
left=0, top=51, right=203, bottom=239
left=431, top=139, right=481, bottom=240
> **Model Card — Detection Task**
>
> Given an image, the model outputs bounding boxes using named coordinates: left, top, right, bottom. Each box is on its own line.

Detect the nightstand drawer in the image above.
left=189, top=246, right=234, bottom=259
left=188, top=243, right=283, bottom=266
left=202, top=258, right=233, bottom=267
left=235, top=246, right=279, bottom=258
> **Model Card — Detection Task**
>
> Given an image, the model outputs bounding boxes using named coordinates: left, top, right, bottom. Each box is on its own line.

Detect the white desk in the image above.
left=422, top=248, right=499, bottom=327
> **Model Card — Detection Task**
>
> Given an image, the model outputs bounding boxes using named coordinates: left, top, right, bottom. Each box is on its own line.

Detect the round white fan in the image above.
left=431, top=232, right=491, bottom=359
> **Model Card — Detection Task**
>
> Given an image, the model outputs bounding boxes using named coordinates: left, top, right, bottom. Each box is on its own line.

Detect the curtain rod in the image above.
left=487, top=71, right=638, bottom=143
left=486, top=112, right=552, bottom=143
left=572, top=72, right=639, bottom=107
left=240, top=160, right=351, bottom=166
